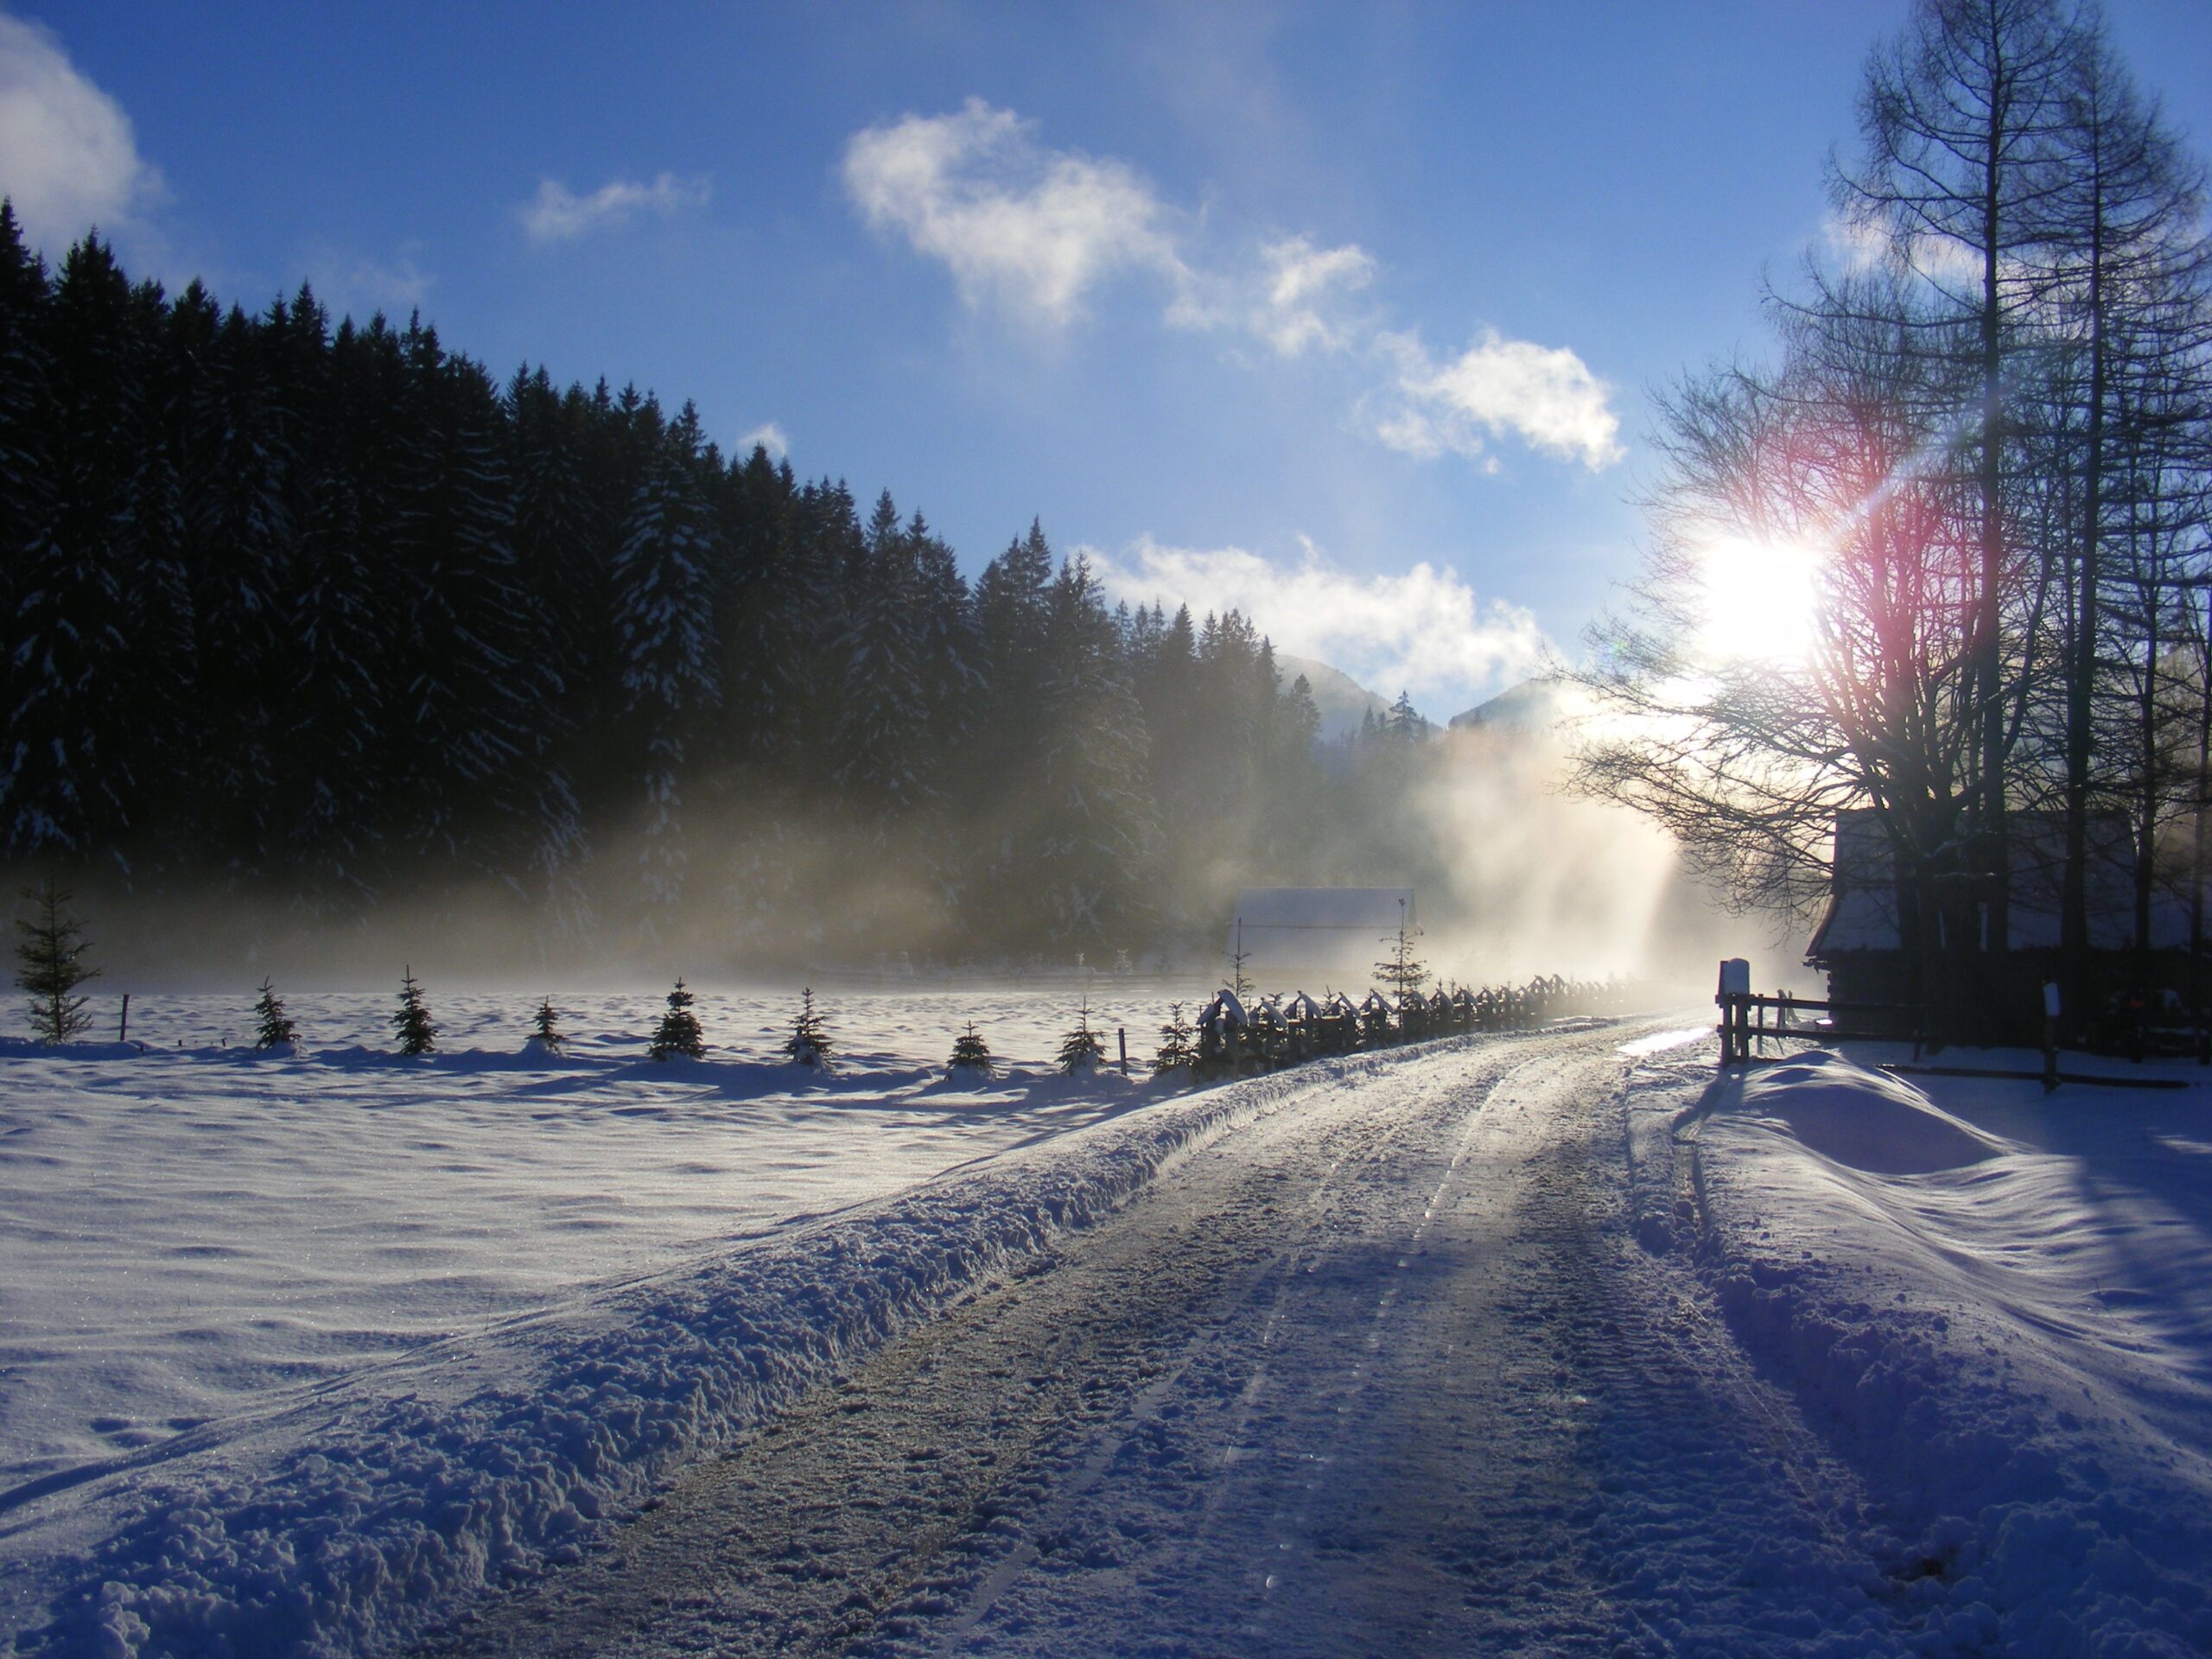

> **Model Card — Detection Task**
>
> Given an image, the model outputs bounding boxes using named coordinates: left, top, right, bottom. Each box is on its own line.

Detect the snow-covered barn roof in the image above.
left=1808, top=808, right=2203, bottom=958
left=1224, top=887, right=1415, bottom=982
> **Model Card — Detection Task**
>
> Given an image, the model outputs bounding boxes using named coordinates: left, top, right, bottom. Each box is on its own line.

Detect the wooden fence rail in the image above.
left=1714, top=990, right=1926, bottom=1065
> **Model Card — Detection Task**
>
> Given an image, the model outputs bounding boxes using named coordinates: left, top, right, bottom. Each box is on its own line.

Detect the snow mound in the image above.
left=1737, top=1052, right=2007, bottom=1174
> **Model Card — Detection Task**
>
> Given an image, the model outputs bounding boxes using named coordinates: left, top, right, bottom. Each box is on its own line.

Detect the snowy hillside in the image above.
left=1274, top=653, right=1389, bottom=742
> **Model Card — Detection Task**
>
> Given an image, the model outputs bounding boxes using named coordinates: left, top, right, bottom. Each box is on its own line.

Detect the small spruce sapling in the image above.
left=253, top=978, right=297, bottom=1049
left=16, top=880, right=98, bottom=1043
left=784, top=987, right=832, bottom=1068
left=1372, top=919, right=1429, bottom=998
left=528, top=996, right=565, bottom=1055
left=1057, top=996, right=1105, bottom=1074
left=947, top=1021, right=995, bottom=1077
left=1152, top=1002, right=1196, bottom=1078
left=649, top=979, right=706, bottom=1060
left=392, top=968, right=436, bottom=1056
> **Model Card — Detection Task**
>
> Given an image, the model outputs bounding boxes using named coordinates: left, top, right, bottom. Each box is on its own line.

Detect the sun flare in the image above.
left=1694, top=537, right=1825, bottom=665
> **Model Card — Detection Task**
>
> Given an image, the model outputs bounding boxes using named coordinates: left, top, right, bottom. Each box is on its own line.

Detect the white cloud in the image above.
left=306, top=247, right=432, bottom=320
left=1821, top=206, right=1991, bottom=290
left=1087, top=534, right=1553, bottom=710
left=842, top=98, right=1189, bottom=328
left=840, top=99, right=1618, bottom=475
left=0, top=13, right=162, bottom=252
left=1255, top=235, right=1374, bottom=356
left=737, top=421, right=788, bottom=460
left=520, top=172, right=709, bottom=243
left=1365, top=328, right=1624, bottom=471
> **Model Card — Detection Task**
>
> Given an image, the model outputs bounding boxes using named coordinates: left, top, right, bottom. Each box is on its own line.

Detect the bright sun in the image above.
left=1694, top=537, right=1826, bottom=665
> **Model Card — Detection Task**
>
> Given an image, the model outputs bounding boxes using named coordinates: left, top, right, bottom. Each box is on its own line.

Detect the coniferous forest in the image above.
left=0, top=208, right=1461, bottom=969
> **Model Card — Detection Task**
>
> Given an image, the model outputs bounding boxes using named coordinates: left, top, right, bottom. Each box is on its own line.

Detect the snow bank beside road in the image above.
left=2, top=1055, right=1331, bottom=1659
left=1685, top=1049, right=2212, bottom=1656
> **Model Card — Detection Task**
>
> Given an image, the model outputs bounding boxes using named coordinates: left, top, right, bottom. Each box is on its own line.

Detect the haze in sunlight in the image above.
left=1694, top=537, right=1827, bottom=667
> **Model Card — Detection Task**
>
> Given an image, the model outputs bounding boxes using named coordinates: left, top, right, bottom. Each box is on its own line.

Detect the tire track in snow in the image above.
left=878, top=1037, right=1902, bottom=1656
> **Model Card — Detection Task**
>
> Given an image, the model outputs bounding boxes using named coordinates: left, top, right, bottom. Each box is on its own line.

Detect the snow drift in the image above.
left=1736, top=1053, right=2007, bottom=1175
left=1681, top=1048, right=2212, bottom=1656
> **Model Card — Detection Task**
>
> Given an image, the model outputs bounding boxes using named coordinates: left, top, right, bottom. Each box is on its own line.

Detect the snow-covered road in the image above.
left=423, top=1023, right=1902, bottom=1657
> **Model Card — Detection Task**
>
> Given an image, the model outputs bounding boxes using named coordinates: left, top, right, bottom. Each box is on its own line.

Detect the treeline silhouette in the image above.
left=0, top=212, right=1446, bottom=963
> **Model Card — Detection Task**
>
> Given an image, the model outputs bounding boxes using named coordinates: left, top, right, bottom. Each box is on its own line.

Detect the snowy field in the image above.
left=0, top=988, right=1189, bottom=1491
left=3, top=1002, right=2210, bottom=1656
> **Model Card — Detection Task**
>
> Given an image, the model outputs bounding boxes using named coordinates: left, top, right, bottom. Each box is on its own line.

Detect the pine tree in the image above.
left=1382, top=690, right=1429, bottom=743
left=1151, top=1002, right=1196, bottom=1077
left=649, top=977, right=705, bottom=1060
left=252, top=977, right=297, bottom=1049
left=528, top=996, right=565, bottom=1055
left=386, top=330, right=553, bottom=866
left=947, top=1021, right=995, bottom=1077
left=1031, top=555, right=1160, bottom=947
left=8, top=236, right=143, bottom=855
left=784, top=986, right=832, bottom=1068
left=283, top=470, right=389, bottom=879
left=1057, top=996, right=1106, bottom=1074
left=1374, top=918, right=1430, bottom=997
left=833, top=490, right=932, bottom=825
left=613, top=419, right=721, bottom=919
left=392, top=967, right=436, bottom=1056
left=15, top=880, right=98, bottom=1041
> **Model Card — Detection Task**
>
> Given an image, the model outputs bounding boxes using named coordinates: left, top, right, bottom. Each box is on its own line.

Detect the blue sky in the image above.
left=5, top=2, right=2210, bottom=718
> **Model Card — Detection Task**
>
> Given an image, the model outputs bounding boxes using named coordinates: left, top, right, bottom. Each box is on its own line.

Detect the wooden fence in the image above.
left=1713, top=991, right=1925, bottom=1065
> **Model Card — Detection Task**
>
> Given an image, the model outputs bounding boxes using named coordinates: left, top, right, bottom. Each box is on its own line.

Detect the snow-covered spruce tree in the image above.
left=385, top=327, right=556, bottom=869
left=613, top=413, right=721, bottom=927
left=649, top=978, right=705, bottom=1060
left=0, top=207, right=53, bottom=764
left=833, top=491, right=933, bottom=830
left=391, top=967, right=436, bottom=1056
left=1057, top=997, right=1106, bottom=1074
left=1151, top=1002, right=1196, bottom=1078
left=7, top=237, right=140, bottom=857
left=15, top=880, right=98, bottom=1042
left=253, top=978, right=297, bottom=1049
left=175, top=291, right=313, bottom=873
left=282, top=469, right=389, bottom=880
left=947, top=1021, right=995, bottom=1078
left=528, top=996, right=565, bottom=1055
left=784, top=988, right=833, bottom=1068
left=1030, top=555, right=1160, bottom=950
